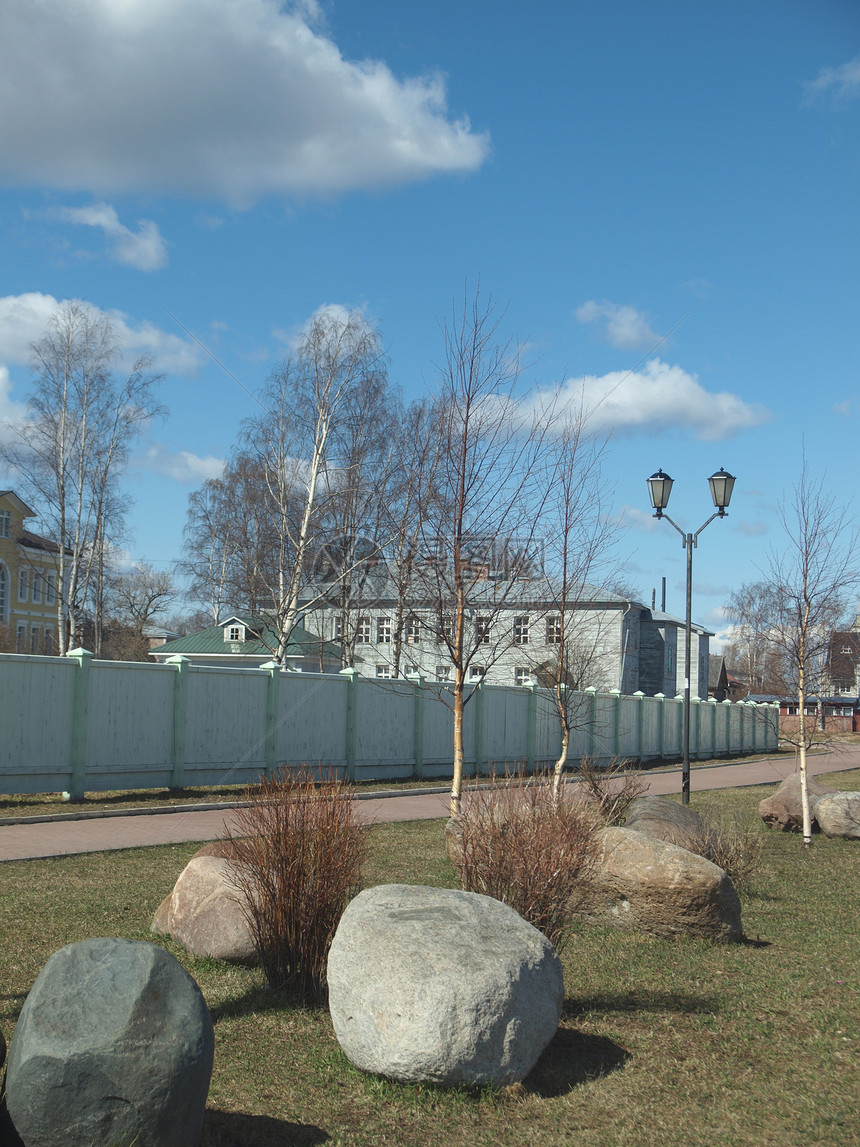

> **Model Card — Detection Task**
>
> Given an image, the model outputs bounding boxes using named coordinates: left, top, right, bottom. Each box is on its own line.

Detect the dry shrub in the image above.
left=451, top=770, right=599, bottom=950
left=225, top=767, right=365, bottom=1003
left=687, top=804, right=764, bottom=896
left=575, top=756, right=648, bottom=825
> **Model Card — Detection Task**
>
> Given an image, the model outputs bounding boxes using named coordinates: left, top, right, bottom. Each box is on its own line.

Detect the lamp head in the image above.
left=647, top=469, right=673, bottom=517
left=708, top=468, right=736, bottom=516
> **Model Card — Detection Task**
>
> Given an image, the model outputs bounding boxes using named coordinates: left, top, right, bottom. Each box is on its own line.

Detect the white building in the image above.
left=300, top=575, right=710, bottom=697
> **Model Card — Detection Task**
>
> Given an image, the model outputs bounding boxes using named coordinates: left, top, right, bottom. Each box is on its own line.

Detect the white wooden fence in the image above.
left=0, top=650, right=779, bottom=798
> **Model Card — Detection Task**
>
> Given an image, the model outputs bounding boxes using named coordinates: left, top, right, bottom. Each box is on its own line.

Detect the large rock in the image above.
left=759, top=772, right=835, bottom=832
left=5, top=938, right=214, bottom=1147
left=327, top=884, right=564, bottom=1086
left=578, top=827, right=742, bottom=942
left=163, top=855, right=258, bottom=965
left=813, top=791, right=860, bottom=839
left=625, top=795, right=714, bottom=852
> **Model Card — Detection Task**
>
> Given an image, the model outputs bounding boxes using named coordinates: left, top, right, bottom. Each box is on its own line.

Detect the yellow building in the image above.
left=0, top=491, right=62, bottom=654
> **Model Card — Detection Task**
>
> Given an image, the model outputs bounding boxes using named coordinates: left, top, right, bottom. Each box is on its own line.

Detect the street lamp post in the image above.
left=647, top=468, right=736, bottom=805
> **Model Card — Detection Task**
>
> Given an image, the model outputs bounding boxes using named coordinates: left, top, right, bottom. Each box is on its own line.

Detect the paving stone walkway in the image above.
left=1, top=745, right=858, bottom=862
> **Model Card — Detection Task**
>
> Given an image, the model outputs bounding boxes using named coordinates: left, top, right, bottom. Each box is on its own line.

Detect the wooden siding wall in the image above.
left=0, top=651, right=780, bottom=797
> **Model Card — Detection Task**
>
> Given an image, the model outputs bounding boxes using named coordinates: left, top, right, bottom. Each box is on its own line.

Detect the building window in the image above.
left=377, top=617, right=392, bottom=644
left=470, top=665, right=485, bottom=681
left=546, top=616, right=562, bottom=644
left=436, top=665, right=452, bottom=682
left=514, top=667, right=531, bottom=686
left=332, top=617, right=343, bottom=641
left=514, top=616, right=530, bottom=645
left=18, top=568, right=29, bottom=602
left=437, top=615, right=453, bottom=644
left=30, top=626, right=40, bottom=654
left=405, top=616, right=421, bottom=644
left=375, top=664, right=392, bottom=679
left=355, top=617, right=371, bottom=644
left=476, top=616, right=491, bottom=645
left=45, top=573, right=56, bottom=605
left=32, top=573, right=42, bottom=604
left=0, top=510, right=10, bottom=538
left=16, top=623, right=26, bottom=653
left=43, top=628, right=54, bottom=654
left=225, top=624, right=244, bottom=643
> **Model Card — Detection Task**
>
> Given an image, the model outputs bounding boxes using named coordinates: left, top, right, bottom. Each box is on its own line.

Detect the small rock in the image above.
left=759, top=772, right=835, bottom=832
left=813, top=791, right=860, bottom=839
left=167, top=855, right=258, bottom=965
left=625, top=795, right=714, bottom=852
left=578, top=826, right=742, bottom=942
left=5, top=938, right=214, bottom=1147
left=327, top=884, right=564, bottom=1086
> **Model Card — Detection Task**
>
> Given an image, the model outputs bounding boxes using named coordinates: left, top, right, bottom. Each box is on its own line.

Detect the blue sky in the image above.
left=1, top=0, right=858, bottom=645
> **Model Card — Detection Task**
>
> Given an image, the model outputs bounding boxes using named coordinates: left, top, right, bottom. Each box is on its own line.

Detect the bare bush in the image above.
left=687, top=804, right=765, bottom=896
left=575, top=756, right=648, bottom=826
left=225, top=768, right=365, bottom=1003
left=451, top=770, right=599, bottom=949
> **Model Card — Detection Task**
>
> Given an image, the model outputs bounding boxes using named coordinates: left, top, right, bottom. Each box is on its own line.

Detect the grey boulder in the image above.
left=158, top=855, right=258, bottom=965
left=624, top=795, right=714, bottom=852
left=579, top=826, right=742, bottom=942
left=5, top=937, right=214, bottom=1147
left=813, top=791, right=860, bottom=839
left=327, top=884, right=564, bottom=1086
left=759, top=772, right=834, bottom=832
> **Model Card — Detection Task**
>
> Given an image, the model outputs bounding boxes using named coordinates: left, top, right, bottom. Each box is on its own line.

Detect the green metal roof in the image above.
left=151, top=616, right=340, bottom=662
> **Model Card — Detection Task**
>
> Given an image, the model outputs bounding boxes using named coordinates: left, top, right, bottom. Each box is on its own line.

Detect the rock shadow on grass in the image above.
left=523, top=1027, right=631, bottom=1097
left=202, top=1110, right=329, bottom=1146
left=564, top=990, right=723, bottom=1019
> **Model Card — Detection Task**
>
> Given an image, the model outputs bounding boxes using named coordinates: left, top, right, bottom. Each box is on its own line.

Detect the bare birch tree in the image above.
left=241, top=309, right=387, bottom=663
left=764, top=461, right=858, bottom=845
left=415, top=290, right=554, bottom=816
left=0, top=301, right=164, bottom=652
left=536, top=408, right=621, bottom=799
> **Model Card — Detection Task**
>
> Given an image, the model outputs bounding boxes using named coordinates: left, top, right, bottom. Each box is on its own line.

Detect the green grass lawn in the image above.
left=1, top=770, right=858, bottom=1146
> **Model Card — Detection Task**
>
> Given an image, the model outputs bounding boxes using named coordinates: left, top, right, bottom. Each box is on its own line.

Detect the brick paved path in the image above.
left=1, top=745, right=858, bottom=862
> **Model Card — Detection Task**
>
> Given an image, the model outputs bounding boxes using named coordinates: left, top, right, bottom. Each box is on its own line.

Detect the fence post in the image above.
left=633, top=691, right=645, bottom=761
left=526, top=681, right=538, bottom=772
left=722, top=698, right=733, bottom=754
left=654, top=693, right=666, bottom=759
left=339, top=667, right=359, bottom=779
left=691, top=697, right=701, bottom=759
left=473, top=680, right=486, bottom=777
left=406, top=672, right=425, bottom=779
left=260, top=661, right=281, bottom=778
left=584, top=686, right=598, bottom=760
left=165, top=655, right=190, bottom=789
left=609, top=689, right=622, bottom=758
left=66, top=647, right=93, bottom=801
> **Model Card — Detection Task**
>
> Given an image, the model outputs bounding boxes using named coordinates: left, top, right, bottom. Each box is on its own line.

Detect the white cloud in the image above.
left=0, top=0, right=489, bottom=204
left=616, top=505, right=662, bottom=533
left=140, top=445, right=225, bottom=483
left=576, top=300, right=660, bottom=351
left=0, top=365, right=29, bottom=443
left=737, top=519, right=768, bottom=538
left=54, top=203, right=168, bottom=270
left=547, top=358, right=770, bottom=442
left=0, top=293, right=201, bottom=376
left=803, top=54, right=860, bottom=105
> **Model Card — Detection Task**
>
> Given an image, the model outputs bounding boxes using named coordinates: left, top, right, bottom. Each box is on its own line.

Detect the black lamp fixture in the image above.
left=708, top=468, right=736, bottom=516
left=647, top=469, right=674, bottom=517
